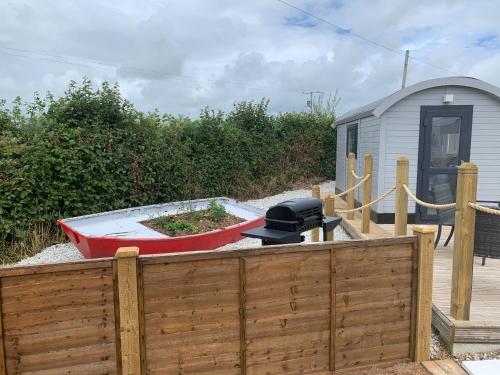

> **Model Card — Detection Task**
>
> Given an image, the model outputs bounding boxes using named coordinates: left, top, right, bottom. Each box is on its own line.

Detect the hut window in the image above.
left=346, top=124, right=358, bottom=158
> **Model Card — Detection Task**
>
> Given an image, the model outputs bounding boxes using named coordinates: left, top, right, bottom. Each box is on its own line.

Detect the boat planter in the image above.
left=58, top=198, right=265, bottom=258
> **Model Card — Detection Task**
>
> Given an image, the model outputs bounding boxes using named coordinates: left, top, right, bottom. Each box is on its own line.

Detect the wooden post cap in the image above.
left=412, top=226, right=436, bottom=234
left=115, top=247, right=140, bottom=258
left=458, top=162, right=478, bottom=172
left=397, top=156, right=409, bottom=163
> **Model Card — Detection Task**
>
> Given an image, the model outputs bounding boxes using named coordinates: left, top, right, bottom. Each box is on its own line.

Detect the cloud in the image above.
left=0, top=0, right=499, bottom=117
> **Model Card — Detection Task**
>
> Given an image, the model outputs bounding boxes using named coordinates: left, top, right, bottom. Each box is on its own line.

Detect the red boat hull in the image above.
left=58, top=216, right=265, bottom=258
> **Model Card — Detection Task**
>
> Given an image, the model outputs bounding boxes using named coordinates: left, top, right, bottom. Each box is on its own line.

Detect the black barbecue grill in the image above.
left=241, top=198, right=342, bottom=245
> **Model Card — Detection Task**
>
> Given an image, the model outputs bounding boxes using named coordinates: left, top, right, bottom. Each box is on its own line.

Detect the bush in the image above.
left=0, top=79, right=336, bottom=262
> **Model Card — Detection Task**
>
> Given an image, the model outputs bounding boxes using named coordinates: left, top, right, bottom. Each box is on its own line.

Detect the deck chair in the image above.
left=432, top=183, right=456, bottom=249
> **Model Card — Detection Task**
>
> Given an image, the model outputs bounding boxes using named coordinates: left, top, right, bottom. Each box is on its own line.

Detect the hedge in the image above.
left=0, top=79, right=336, bottom=246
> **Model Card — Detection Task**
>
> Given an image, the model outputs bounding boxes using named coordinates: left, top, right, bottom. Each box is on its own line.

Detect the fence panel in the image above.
left=245, top=250, right=331, bottom=374
left=334, top=241, right=415, bottom=369
left=142, top=257, right=241, bottom=375
left=0, top=261, right=118, bottom=375
left=0, top=237, right=421, bottom=374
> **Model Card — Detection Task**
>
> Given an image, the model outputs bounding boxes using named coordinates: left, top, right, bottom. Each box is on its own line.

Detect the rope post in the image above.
left=325, top=195, right=335, bottom=241
left=361, top=154, right=373, bottom=233
left=312, top=185, right=320, bottom=242
left=451, top=162, right=478, bottom=321
left=347, top=152, right=356, bottom=220
left=413, top=225, right=435, bottom=362
left=395, top=156, right=409, bottom=236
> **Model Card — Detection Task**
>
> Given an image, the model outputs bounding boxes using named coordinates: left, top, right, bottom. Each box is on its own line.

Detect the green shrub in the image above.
left=207, top=199, right=226, bottom=222
left=0, top=79, right=336, bottom=261
left=162, top=220, right=198, bottom=234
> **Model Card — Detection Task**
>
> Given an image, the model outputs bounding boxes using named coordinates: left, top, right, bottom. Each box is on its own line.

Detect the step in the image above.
left=422, top=359, right=467, bottom=375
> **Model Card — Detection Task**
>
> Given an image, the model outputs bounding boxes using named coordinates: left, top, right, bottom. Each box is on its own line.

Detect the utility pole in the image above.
left=302, top=91, right=324, bottom=112
left=401, top=50, right=409, bottom=89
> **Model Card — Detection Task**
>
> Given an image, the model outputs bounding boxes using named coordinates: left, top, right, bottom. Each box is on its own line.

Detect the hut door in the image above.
left=416, top=105, right=473, bottom=223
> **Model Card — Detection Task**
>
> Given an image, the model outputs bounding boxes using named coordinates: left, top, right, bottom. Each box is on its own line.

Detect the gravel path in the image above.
left=14, top=180, right=349, bottom=266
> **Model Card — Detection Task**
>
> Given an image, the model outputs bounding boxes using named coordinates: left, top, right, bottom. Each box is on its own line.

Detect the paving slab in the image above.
left=462, top=360, right=500, bottom=375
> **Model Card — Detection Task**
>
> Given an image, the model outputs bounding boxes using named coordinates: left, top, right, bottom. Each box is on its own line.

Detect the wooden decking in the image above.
left=380, top=223, right=500, bottom=353
left=331, top=195, right=500, bottom=353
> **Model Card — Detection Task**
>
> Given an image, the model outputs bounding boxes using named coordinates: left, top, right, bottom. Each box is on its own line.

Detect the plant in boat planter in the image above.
left=163, top=220, right=198, bottom=234
left=207, top=199, right=226, bottom=222
left=141, top=200, right=242, bottom=237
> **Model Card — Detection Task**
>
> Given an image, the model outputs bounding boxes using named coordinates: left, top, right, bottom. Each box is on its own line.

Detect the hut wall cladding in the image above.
left=0, top=237, right=419, bottom=375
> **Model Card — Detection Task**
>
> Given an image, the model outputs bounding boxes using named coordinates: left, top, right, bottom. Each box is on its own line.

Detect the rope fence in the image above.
left=330, top=174, right=370, bottom=199
left=320, top=154, right=496, bottom=322
left=402, top=184, right=456, bottom=210
left=351, top=170, right=364, bottom=180
left=335, top=186, right=396, bottom=214
left=468, top=202, right=500, bottom=215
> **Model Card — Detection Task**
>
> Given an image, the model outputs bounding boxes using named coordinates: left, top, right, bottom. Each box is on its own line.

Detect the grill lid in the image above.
left=266, top=198, right=323, bottom=221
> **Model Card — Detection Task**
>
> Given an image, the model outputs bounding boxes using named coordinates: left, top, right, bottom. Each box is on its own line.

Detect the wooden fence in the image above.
left=0, top=234, right=433, bottom=374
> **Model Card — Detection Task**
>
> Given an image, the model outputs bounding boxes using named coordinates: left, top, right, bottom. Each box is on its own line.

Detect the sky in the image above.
left=1, top=0, right=500, bottom=118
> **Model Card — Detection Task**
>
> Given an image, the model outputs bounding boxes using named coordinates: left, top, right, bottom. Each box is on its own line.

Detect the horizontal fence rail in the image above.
left=0, top=235, right=433, bottom=374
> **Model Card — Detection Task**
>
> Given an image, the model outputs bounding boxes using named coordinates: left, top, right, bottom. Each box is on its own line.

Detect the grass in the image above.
left=0, top=224, right=66, bottom=265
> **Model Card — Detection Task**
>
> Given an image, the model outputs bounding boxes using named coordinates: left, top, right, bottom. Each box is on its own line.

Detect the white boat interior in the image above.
left=60, top=198, right=264, bottom=239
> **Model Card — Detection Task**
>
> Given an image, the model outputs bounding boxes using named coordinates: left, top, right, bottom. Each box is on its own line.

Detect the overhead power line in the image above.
left=0, top=45, right=291, bottom=93
left=276, top=0, right=458, bottom=74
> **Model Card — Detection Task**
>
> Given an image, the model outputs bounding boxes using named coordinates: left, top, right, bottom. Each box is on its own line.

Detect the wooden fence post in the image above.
left=0, top=279, right=5, bottom=375
left=395, top=156, right=409, bottom=236
left=312, top=185, right=320, bottom=242
left=413, top=226, right=435, bottom=362
left=329, top=249, right=336, bottom=371
left=116, top=247, right=142, bottom=375
left=361, top=154, right=373, bottom=233
left=325, top=195, right=335, bottom=241
left=347, top=152, right=356, bottom=220
left=451, top=163, right=478, bottom=320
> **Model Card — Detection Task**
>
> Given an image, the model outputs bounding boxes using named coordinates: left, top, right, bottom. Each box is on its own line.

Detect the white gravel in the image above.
left=14, top=242, right=83, bottom=266
left=12, top=180, right=349, bottom=266
left=219, top=180, right=350, bottom=250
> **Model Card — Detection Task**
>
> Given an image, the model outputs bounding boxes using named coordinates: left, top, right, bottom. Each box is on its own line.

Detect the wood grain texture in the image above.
left=394, top=156, right=409, bottom=236
left=422, top=359, right=466, bottom=375
left=451, top=163, right=478, bottom=320
left=382, top=222, right=500, bottom=349
left=362, top=154, right=373, bottom=233
left=142, top=258, right=240, bottom=375
left=329, top=250, right=336, bottom=372
left=334, top=242, right=414, bottom=370
left=312, top=185, right=321, bottom=242
left=324, top=196, right=335, bottom=241
left=1, top=266, right=117, bottom=374
left=347, top=152, right=356, bottom=220
left=116, top=248, right=141, bottom=375
left=245, top=251, right=331, bottom=374
left=413, top=226, right=435, bottom=361
left=140, top=236, right=416, bottom=265
left=239, top=257, right=247, bottom=375
left=0, top=237, right=420, bottom=374
left=0, top=279, right=5, bottom=375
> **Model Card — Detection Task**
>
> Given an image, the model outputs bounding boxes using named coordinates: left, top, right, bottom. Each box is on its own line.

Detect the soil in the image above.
left=141, top=210, right=244, bottom=237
